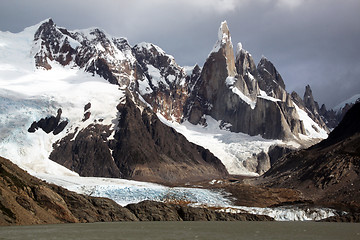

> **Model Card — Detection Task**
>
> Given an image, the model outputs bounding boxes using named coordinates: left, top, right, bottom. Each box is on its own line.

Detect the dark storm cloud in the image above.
left=0, top=0, right=359, bottom=108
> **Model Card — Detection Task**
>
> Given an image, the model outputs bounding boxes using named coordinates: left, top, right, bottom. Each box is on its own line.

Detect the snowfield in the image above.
left=157, top=114, right=300, bottom=176
left=0, top=22, right=335, bottom=221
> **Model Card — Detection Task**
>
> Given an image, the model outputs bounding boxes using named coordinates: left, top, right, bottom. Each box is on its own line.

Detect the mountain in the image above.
left=185, top=21, right=327, bottom=141
left=260, top=102, right=360, bottom=211
left=0, top=19, right=331, bottom=181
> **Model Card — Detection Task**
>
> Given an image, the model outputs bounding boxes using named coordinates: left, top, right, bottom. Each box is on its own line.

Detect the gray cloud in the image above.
left=0, top=0, right=359, bottom=108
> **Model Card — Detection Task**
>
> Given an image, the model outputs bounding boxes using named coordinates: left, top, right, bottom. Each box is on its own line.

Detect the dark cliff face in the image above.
left=49, top=124, right=121, bottom=178
left=50, top=95, right=228, bottom=185
left=261, top=103, right=360, bottom=211
left=257, top=57, right=287, bottom=101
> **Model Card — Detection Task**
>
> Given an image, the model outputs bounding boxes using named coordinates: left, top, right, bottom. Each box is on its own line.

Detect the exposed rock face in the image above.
left=319, top=213, right=360, bottom=223
left=302, top=85, right=328, bottom=130
left=33, top=19, right=77, bottom=70
left=235, top=43, right=260, bottom=100
left=241, top=151, right=271, bottom=175
left=49, top=124, right=121, bottom=178
left=304, top=85, right=319, bottom=115
left=132, top=43, right=193, bottom=122
left=33, top=19, right=136, bottom=86
left=33, top=19, right=200, bottom=124
left=291, top=91, right=305, bottom=109
left=257, top=57, right=287, bottom=101
left=50, top=95, right=228, bottom=185
left=291, top=84, right=348, bottom=130
left=74, top=29, right=136, bottom=87
left=261, top=103, right=360, bottom=212
left=319, top=104, right=340, bottom=129
left=267, top=145, right=294, bottom=166
left=111, top=96, right=228, bottom=183
left=28, top=108, right=68, bottom=135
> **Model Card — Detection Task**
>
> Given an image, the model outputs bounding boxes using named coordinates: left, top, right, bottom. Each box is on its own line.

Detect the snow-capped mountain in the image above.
left=186, top=21, right=327, bottom=141
left=0, top=19, right=331, bottom=181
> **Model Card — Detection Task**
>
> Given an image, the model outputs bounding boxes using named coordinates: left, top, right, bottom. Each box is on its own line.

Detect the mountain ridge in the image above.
left=0, top=18, right=346, bottom=181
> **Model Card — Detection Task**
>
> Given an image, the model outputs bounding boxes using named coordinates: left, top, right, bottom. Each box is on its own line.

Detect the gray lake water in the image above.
left=0, top=221, right=359, bottom=240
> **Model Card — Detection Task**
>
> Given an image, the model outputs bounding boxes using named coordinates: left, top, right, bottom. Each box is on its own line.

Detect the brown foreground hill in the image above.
left=0, top=156, right=273, bottom=226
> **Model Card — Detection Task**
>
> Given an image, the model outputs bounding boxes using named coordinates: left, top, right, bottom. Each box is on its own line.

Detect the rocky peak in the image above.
left=257, top=57, right=287, bottom=101
left=132, top=42, right=190, bottom=121
left=303, top=84, right=319, bottom=114
left=258, top=57, right=286, bottom=89
left=235, top=43, right=260, bottom=99
left=300, top=85, right=329, bottom=131
left=291, top=91, right=305, bottom=110
left=133, top=42, right=182, bottom=80
left=33, top=19, right=78, bottom=69
left=211, top=21, right=236, bottom=77
left=34, top=18, right=58, bottom=40
left=215, top=21, right=232, bottom=50
left=32, top=21, right=137, bottom=87
left=113, top=37, right=132, bottom=53
left=319, top=104, right=327, bottom=116
left=235, top=43, right=257, bottom=76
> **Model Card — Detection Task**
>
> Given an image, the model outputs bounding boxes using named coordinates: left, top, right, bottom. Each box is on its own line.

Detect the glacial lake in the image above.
left=0, top=221, right=359, bottom=240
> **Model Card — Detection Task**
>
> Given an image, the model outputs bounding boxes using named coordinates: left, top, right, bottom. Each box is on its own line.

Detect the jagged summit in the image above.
left=209, top=21, right=236, bottom=77
left=213, top=21, right=233, bottom=51
left=304, top=84, right=319, bottom=114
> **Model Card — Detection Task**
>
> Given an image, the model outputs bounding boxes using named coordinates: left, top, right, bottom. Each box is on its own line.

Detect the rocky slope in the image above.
left=259, top=102, right=360, bottom=212
left=0, top=156, right=136, bottom=225
left=49, top=92, right=228, bottom=184
left=0, top=155, right=272, bottom=225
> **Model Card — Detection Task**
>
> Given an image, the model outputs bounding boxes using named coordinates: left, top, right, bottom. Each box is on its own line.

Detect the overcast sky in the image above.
left=1, top=0, right=359, bottom=108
